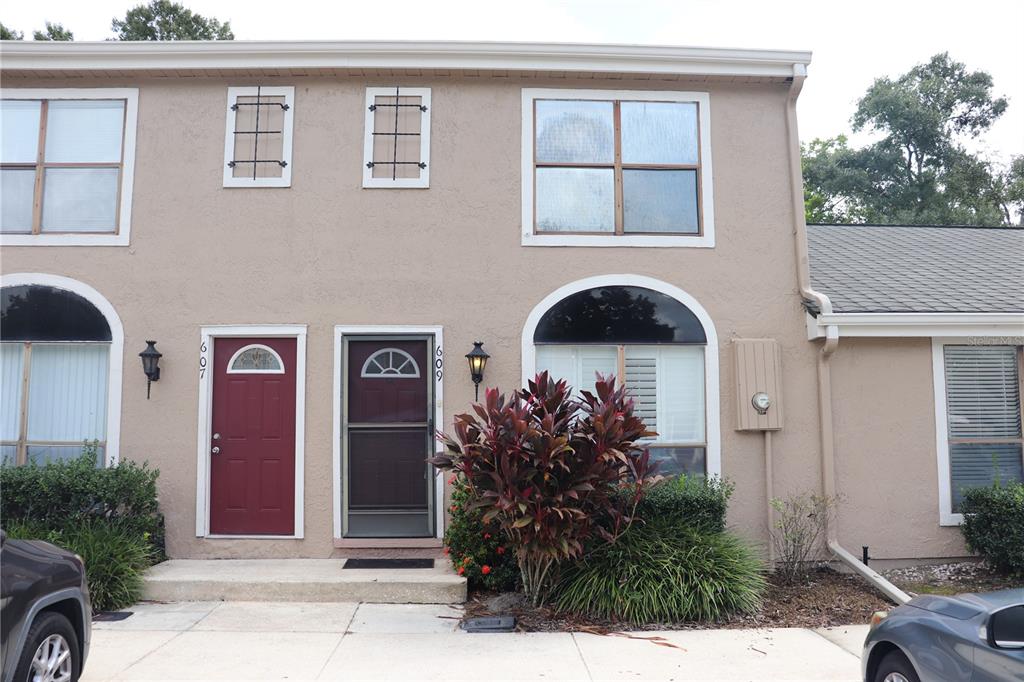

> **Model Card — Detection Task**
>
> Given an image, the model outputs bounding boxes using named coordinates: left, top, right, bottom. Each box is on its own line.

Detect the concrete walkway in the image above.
left=84, top=601, right=867, bottom=681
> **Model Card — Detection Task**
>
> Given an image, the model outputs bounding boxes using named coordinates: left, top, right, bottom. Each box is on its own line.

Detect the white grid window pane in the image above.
left=535, top=100, right=614, bottom=164
left=620, top=101, right=698, bottom=165
left=41, top=168, right=119, bottom=232
left=26, top=344, right=108, bottom=442
left=45, top=100, right=125, bottom=163
left=1, top=344, right=24, bottom=441
left=1, top=169, right=36, bottom=233
left=1, top=100, right=42, bottom=163
left=944, top=346, right=1021, bottom=439
left=535, top=167, right=614, bottom=232
left=536, top=345, right=617, bottom=397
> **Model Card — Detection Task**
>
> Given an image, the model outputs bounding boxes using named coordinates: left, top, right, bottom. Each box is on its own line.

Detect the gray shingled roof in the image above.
left=806, top=224, right=1024, bottom=314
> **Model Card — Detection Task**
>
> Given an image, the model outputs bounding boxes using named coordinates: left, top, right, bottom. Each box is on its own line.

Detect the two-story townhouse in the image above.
left=1, top=41, right=1021, bottom=572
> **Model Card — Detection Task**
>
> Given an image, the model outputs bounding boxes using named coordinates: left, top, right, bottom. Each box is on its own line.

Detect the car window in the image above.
left=992, top=605, right=1024, bottom=648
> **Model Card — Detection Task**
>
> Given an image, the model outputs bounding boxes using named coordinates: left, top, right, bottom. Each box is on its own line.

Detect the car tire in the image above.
left=873, top=649, right=920, bottom=682
left=12, top=610, right=80, bottom=682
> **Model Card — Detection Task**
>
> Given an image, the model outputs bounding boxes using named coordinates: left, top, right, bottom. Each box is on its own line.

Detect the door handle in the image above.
left=211, top=446, right=221, bottom=455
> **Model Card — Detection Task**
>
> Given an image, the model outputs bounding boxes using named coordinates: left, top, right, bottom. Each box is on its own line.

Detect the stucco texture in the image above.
left=0, top=72, right=958, bottom=561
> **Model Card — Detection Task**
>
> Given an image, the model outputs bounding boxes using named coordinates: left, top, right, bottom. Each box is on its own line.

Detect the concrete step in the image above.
left=142, top=559, right=466, bottom=604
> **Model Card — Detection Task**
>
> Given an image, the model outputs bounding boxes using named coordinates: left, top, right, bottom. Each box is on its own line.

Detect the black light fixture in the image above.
left=465, top=341, right=490, bottom=401
left=139, top=340, right=162, bottom=399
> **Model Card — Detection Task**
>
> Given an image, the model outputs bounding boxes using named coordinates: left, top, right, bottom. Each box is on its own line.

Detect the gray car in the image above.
left=863, top=588, right=1024, bottom=681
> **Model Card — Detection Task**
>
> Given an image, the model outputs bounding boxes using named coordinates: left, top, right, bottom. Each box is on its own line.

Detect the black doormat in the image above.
left=92, top=611, right=133, bottom=622
left=343, top=558, right=434, bottom=569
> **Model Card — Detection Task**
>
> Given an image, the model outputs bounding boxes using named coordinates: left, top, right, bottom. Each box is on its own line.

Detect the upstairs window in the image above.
left=521, top=89, right=714, bottom=248
left=362, top=87, right=431, bottom=188
left=223, top=86, right=294, bottom=188
left=1, top=89, right=138, bottom=245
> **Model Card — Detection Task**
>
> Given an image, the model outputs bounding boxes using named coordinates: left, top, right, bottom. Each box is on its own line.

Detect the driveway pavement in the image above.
left=84, top=601, right=867, bottom=681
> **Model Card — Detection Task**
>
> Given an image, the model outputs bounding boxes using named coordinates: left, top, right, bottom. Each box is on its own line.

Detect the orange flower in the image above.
left=457, top=566, right=465, bottom=575
left=450, top=505, right=458, bottom=512
left=443, top=547, right=450, bottom=555
left=481, top=565, right=492, bottom=575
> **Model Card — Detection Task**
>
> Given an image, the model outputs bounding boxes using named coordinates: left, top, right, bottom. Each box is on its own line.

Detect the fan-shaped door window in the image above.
left=227, top=344, right=284, bottom=373
left=361, top=348, right=421, bottom=378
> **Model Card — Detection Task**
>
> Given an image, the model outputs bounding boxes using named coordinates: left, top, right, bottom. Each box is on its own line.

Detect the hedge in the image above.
left=960, top=481, right=1024, bottom=577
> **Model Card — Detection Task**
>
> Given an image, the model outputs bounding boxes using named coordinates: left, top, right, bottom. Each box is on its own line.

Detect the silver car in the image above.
left=863, top=589, right=1024, bottom=681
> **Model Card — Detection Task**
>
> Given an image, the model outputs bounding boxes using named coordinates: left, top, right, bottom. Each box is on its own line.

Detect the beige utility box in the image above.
left=733, top=338, right=784, bottom=431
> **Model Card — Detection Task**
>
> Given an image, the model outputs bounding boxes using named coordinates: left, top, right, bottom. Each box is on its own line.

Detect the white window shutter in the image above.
left=944, top=346, right=1021, bottom=439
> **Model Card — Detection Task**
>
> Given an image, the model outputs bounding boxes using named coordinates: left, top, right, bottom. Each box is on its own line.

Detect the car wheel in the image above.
left=12, top=611, right=80, bottom=682
left=873, top=649, right=920, bottom=682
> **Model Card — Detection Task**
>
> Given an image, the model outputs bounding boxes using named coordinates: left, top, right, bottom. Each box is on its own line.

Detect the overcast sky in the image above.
left=4, top=0, right=1023, bottom=164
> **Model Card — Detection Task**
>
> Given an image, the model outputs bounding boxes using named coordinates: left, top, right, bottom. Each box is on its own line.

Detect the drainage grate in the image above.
left=462, top=616, right=517, bottom=632
left=342, top=558, right=434, bottom=569
left=92, top=611, right=133, bottom=622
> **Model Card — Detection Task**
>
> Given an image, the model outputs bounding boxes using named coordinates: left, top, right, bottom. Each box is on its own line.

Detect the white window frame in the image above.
left=520, top=88, right=715, bottom=248
left=0, top=273, right=123, bottom=466
left=195, top=325, right=307, bottom=539
left=226, top=343, right=285, bottom=374
left=521, top=274, right=721, bottom=476
left=932, top=337, right=1024, bottom=526
left=222, top=86, right=294, bottom=189
left=360, top=347, right=422, bottom=378
left=0, top=88, right=139, bottom=247
left=362, top=87, right=431, bottom=189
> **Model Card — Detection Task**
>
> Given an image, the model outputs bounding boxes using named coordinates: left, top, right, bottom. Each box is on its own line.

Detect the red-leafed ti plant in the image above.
left=430, top=372, right=659, bottom=605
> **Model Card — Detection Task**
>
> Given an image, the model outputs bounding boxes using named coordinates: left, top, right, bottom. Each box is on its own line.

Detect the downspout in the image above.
left=785, top=64, right=910, bottom=605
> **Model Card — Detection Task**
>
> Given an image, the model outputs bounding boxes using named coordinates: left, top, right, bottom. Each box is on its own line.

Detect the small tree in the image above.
left=33, top=22, right=73, bottom=41
left=112, top=0, right=234, bottom=41
left=1, top=22, right=24, bottom=40
left=769, top=492, right=840, bottom=583
left=431, top=372, right=658, bottom=604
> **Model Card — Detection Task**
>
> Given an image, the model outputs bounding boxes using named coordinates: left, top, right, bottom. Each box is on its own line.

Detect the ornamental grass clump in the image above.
left=431, top=372, right=659, bottom=605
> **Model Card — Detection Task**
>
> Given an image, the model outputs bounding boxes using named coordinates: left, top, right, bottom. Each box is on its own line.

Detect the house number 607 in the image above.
left=199, top=341, right=208, bottom=378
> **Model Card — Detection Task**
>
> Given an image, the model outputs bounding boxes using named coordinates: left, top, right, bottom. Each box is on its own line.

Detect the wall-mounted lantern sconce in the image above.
left=465, top=341, right=490, bottom=401
left=751, top=391, right=771, bottom=415
left=139, top=340, right=162, bottom=399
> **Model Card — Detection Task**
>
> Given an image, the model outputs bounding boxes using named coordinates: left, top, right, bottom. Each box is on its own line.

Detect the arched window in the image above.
left=527, top=280, right=716, bottom=477
left=1, top=284, right=113, bottom=466
left=227, top=344, right=284, bottom=373
left=361, top=348, right=421, bottom=378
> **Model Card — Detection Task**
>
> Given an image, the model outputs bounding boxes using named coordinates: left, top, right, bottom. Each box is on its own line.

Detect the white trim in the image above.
left=360, top=347, right=422, bottom=378
left=226, top=343, right=285, bottom=374
left=520, top=274, right=721, bottom=477
left=520, top=88, right=715, bottom=249
left=195, top=324, right=306, bottom=539
left=807, top=312, right=1024, bottom=339
left=0, top=88, right=139, bottom=247
left=333, top=325, right=445, bottom=541
left=2, top=41, right=812, bottom=79
left=0, top=273, right=123, bottom=466
left=222, top=86, right=294, bottom=188
left=362, top=87, right=431, bottom=189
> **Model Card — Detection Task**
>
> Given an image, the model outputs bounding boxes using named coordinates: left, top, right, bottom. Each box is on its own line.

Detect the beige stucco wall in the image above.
left=0, top=71, right=959, bottom=561
left=830, top=338, right=967, bottom=559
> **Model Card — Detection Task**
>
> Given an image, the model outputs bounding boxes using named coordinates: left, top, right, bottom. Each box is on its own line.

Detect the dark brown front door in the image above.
left=345, top=338, right=433, bottom=537
left=209, top=337, right=296, bottom=535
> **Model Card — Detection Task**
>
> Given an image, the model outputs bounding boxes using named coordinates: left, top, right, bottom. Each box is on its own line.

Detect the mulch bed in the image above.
left=462, top=562, right=1022, bottom=633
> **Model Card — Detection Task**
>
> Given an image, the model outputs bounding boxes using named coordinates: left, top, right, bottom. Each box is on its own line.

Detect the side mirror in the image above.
left=990, top=605, right=1024, bottom=649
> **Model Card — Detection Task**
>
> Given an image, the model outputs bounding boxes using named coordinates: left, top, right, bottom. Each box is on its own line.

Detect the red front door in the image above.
left=210, top=337, right=296, bottom=535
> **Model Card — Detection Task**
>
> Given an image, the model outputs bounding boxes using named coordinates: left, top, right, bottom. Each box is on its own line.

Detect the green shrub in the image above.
left=0, top=453, right=164, bottom=558
left=960, top=481, right=1024, bottom=577
left=553, top=521, right=766, bottom=624
left=6, top=519, right=153, bottom=612
left=444, top=476, right=520, bottom=591
left=627, top=474, right=734, bottom=534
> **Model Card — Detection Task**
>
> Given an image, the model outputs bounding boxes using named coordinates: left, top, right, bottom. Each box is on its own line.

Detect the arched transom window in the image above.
left=534, top=285, right=708, bottom=477
left=227, top=344, right=285, bottom=373
left=361, top=348, right=421, bottom=378
left=1, top=284, right=112, bottom=466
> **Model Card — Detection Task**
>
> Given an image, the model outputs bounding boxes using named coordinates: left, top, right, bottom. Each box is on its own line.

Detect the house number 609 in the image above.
left=435, top=346, right=443, bottom=382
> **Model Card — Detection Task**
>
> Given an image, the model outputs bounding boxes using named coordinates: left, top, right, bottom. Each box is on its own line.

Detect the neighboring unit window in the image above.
left=227, top=344, right=284, bottom=373
left=0, top=285, right=111, bottom=466
left=533, top=285, right=708, bottom=476
left=362, top=87, right=431, bottom=188
left=533, top=97, right=701, bottom=234
left=943, top=345, right=1023, bottom=510
left=223, top=86, right=294, bottom=188
left=361, top=348, right=421, bottom=378
left=1, top=98, right=127, bottom=235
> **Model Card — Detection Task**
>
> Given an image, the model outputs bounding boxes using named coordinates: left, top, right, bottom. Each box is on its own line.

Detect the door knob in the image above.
left=211, top=446, right=221, bottom=454
left=212, top=433, right=221, bottom=440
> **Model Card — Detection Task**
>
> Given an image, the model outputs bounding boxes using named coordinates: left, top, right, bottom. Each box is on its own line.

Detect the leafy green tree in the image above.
left=803, top=53, right=1021, bottom=226
left=1, top=22, right=24, bottom=40
left=33, top=22, right=73, bottom=41
left=112, top=0, right=234, bottom=40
